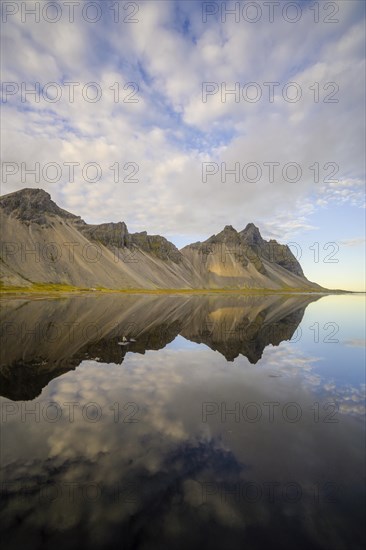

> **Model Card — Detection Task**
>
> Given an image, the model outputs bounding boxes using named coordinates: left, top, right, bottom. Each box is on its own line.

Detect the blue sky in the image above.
left=1, top=0, right=365, bottom=290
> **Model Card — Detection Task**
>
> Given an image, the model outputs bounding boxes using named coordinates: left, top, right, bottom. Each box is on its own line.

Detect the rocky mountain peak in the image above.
left=80, top=221, right=131, bottom=249
left=239, top=223, right=263, bottom=246
left=130, top=232, right=182, bottom=263
left=0, top=188, right=80, bottom=225
left=209, top=225, right=240, bottom=244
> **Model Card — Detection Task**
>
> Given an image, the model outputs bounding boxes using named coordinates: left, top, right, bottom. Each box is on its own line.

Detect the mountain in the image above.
left=181, top=223, right=314, bottom=289
left=0, top=188, right=322, bottom=290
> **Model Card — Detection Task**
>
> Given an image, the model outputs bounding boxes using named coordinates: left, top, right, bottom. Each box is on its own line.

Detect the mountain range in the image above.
left=0, top=188, right=322, bottom=290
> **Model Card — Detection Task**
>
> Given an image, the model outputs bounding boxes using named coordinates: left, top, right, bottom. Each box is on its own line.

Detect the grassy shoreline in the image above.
left=0, top=282, right=355, bottom=297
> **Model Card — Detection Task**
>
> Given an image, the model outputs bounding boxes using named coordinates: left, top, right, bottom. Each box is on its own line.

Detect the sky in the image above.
left=1, top=0, right=365, bottom=290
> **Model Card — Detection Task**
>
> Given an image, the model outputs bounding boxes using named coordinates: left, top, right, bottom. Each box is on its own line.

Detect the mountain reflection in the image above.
left=0, top=293, right=320, bottom=400
left=1, top=294, right=365, bottom=550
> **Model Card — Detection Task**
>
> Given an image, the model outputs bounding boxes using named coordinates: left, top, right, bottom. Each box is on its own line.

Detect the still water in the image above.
left=0, top=293, right=365, bottom=550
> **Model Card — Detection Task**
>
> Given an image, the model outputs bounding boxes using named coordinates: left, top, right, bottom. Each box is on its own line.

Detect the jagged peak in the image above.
left=1, top=187, right=51, bottom=202
left=206, top=225, right=239, bottom=243
left=239, top=223, right=263, bottom=245
left=0, top=187, right=79, bottom=225
left=130, top=231, right=182, bottom=263
left=80, top=221, right=130, bottom=249
left=241, top=222, right=261, bottom=234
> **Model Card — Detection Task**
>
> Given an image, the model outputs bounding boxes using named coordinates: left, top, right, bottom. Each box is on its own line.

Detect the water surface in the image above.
left=0, top=293, right=365, bottom=549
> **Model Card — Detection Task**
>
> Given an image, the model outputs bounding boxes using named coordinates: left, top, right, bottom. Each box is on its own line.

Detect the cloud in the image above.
left=344, top=339, right=366, bottom=348
left=339, top=238, right=366, bottom=247
left=1, top=0, right=365, bottom=245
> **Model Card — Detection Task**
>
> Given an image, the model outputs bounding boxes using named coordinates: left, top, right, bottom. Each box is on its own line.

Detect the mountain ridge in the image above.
left=0, top=188, right=323, bottom=291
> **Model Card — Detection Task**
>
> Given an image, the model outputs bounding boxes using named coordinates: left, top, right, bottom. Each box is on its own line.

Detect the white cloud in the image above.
left=340, top=238, right=366, bottom=247
left=1, top=0, right=365, bottom=246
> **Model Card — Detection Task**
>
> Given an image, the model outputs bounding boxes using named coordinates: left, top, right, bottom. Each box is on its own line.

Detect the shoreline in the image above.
left=0, top=284, right=359, bottom=299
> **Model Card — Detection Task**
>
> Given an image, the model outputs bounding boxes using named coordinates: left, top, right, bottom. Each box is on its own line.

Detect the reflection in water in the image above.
left=0, top=293, right=317, bottom=400
left=0, top=294, right=365, bottom=550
